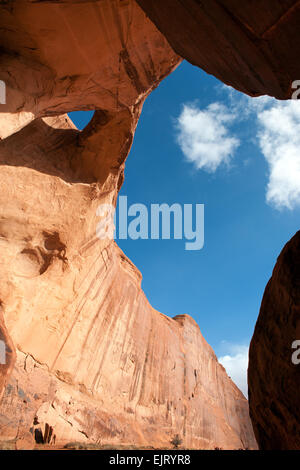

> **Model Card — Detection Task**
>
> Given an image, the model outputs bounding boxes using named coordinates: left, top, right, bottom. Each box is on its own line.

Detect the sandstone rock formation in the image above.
left=137, top=0, right=300, bottom=99
left=0, top=0, right=257, bottom=450
left=1, top=0, right=290, bottom=450
left=0, top=305, right=15, bottom=403
left=249, top=231, right=300, bottom=450
left=2, top=0, right=300, bottom=453
left=135, top=0, right=300, bottom=451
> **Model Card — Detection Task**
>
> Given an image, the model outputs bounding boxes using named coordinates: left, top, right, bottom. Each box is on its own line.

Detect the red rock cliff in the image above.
left=0, top=0, right=268, bottom=450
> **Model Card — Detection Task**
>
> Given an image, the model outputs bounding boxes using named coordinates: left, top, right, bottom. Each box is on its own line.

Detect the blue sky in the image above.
left=69, top=61, right=300, bottom=396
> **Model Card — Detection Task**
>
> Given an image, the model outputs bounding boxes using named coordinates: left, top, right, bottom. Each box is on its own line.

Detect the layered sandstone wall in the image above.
left=0, top=111, right=256, bottom=449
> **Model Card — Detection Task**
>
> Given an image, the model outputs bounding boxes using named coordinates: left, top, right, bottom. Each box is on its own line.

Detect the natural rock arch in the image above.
left=0, top=0, right=299, bottom=449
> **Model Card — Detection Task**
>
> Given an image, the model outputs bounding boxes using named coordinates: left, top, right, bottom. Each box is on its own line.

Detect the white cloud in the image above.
left=218, top=343, right=249, bottom=398
left=256, top=100, right=300, bottom=210
left=176, top=103, right=240, bottom=172
left=219, top=84, right=300, bottom=209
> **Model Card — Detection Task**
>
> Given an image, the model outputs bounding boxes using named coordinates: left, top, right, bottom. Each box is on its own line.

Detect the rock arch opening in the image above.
left=0, top=0, right=299, bottom=450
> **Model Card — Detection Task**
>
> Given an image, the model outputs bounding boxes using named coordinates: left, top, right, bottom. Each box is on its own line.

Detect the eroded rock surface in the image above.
left=249, top=231, right=300, bottom=450
left=137, top=0, right=300, bottom=99
left=0, top=0, right=179, bottom=138
left=0, top=305, right=15, bottom=403
left=0, top=112, right=256, bottom=449
left=0, top=0, right=260, bottom=450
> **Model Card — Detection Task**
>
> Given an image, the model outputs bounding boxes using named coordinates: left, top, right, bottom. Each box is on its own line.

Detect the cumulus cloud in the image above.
left=218, top=343, right=249, bottom=398
left=256, top=100, right=300, bottom=210
left=176, top=103, right=240, bottom=172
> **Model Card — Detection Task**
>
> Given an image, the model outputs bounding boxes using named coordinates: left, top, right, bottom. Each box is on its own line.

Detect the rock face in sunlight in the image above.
left=136, top=0, right=300, bottom=99
left=249, top=231, right=300, bottom=450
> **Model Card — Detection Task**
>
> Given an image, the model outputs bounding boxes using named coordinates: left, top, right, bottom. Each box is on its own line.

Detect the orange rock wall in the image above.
left=0, top=0, right=266, bottom=449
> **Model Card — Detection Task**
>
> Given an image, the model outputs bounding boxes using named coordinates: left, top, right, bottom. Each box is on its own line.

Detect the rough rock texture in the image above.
left=0, top=112, right=256, bottom=449
left=0, top=0, right=263, bottom=450
left=136, top=0, right=300, bottom=99
left=0, top=0, right=179, bottom=138
left=249, top=231, right=300, bottom=450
